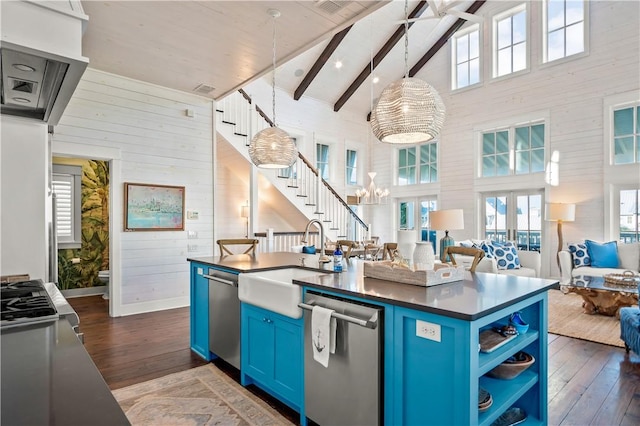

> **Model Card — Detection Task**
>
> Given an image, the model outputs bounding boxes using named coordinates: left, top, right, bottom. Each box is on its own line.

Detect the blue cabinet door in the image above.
left=243, top=304, right=274, bottom=384
left=190, top=262, right=211, bottom=360
left=272, top=316, right=303, bottom=405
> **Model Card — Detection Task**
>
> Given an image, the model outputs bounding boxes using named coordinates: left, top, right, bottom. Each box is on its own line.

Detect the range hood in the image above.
left=1, top=44, right=87, bottom=125
left=1, top=0, right=88, bottom=125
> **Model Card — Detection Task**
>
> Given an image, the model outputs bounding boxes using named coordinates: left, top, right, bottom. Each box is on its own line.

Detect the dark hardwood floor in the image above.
left=69, top=295, right=640, bottom=425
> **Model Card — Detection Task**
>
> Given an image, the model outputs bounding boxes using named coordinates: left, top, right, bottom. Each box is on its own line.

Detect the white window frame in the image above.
left=492, top=3, right=529, bottom=79
left=346, top=148, right=358, bottom=186
left=316, top=142, right=330, bottom=181
left=451, top=24, right=482, bottom=91
left=397, top=142, right=439, bottom=186
left=52, top=164, right=82, bottom=249
left=603, top=91, right=640, bottom=241
left=542, top=0, right=589, bottom=65
left=479, top=121, right=546, bottom=178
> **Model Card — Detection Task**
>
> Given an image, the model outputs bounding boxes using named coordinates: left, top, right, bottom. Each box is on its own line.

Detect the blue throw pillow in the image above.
left=585, top=240, right=619, bottom=268
left=480, top=241, right=494, bottom=258
left=568, top=242, right=590, bottom=268
left=489, top=241, right=521, bottom=270
left=302, top=245, right=316, bottom=254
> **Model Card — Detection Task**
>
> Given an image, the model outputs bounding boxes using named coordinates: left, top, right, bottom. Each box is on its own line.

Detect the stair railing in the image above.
left=218, top=89, right=369, bottom=240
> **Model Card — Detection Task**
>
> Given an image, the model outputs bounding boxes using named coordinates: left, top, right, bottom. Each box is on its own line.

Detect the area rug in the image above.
left=547, top=289, right=624, bottom=348
left=112, top=364, right=294, bottom=426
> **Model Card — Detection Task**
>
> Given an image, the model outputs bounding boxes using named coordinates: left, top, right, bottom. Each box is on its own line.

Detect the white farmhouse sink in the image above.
left=238, top=268, right=328, bottom=319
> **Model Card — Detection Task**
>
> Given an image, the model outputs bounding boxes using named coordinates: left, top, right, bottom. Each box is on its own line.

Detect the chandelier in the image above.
left=370, top=0, right=445, bottom=144
left=355, top=172, right=389, bottom=205
left=248, top=9, right=297, bottom=169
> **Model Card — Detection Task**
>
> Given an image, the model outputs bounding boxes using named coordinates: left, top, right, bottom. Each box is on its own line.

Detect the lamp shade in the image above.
left=545, top=203, right=575, bottom=222
left=429, top=209, right=464, bottom=231
left=248, top=127, right=298, bottom=169
left=370, top=77, right=446, bottom=144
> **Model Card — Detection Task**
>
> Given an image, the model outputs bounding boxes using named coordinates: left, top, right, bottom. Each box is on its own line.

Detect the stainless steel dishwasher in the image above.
left=206, top=268, right=240, bottom=369
left=300, top=291, right=384, bottom=426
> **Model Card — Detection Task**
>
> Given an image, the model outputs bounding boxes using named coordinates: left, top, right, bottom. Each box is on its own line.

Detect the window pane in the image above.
left=547, top=29, right=564, bottom=61
left=430, top=166, right=438, bottom=182
left=469, top=58, right=480, bottom=85
left=515, top=151, right=529, bottom=174
left=531, top=148, right=545, bottom=172
left=496, top=154, right=510, bottom=175
left=531, top=124, right=545, bottom=148
left=565, top=22, right=584, bottom=56
left=513, top=42, right=527, bottom=72
left=483, top=133, right=495, bottom=154
left=407, top=147, right=416, bottom=166
left=548, top=0, right=565, bottom=32
left=619, top=189, right=639, bottom=242
left=398, top=167, right=408, bottom=185
left=430, top=145, right=437, bottom=163
left=399, top=149, right=407, bottom=167
left=515, top=127, right=530, bottom=150
left=637, top=136, right=640, bottom=163
left=614, top=108, right=634, bottom=136
left=512, top=11, right=527, bottom=44
left=566, top=0, right=584, bottom=25
left=498, top=48, right=511, bottom=76
left=614, top=137, right=635, bottom=164
left=483, top=156, right=496, bottom=177
left=407, top=166, right=416, bottom=184
left=497, top=18, right=512, bottom=49
left=420, top=165, right=430, bottom=183
left=457, top=34, right=469, bottom=62
left=457, top=63, right=469, bottom=88
left=420, top=145, right=429, bottom=163
left=469, top=30, right=479, bottom=58
left=496, top=131, right=509, bottom=153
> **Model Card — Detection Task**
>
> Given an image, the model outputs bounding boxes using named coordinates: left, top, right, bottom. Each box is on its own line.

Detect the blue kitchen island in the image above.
left=188, top=253, right=557, bottom=426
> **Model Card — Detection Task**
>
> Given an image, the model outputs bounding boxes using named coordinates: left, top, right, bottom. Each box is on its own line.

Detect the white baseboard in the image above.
left=117, top=296, right=190, bottom=316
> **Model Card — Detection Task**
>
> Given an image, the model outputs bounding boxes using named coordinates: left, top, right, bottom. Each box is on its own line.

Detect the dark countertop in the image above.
left=189, top=253, right=558, bottom=321
left=1, top=318, right=130, bottom=426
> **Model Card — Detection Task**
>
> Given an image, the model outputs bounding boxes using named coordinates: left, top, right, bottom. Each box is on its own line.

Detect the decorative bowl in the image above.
left=487, top=351, right=535, bottom=380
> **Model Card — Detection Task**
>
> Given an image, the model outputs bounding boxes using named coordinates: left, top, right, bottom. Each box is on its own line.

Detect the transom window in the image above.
left=494, top=5, right=527, bottom=77
left=544, top=0, right=586, bottom=62
left=452, top=26, right=480, bottom=90
left=482, top=123, right=545, bottom=177
left=346, top=149, right=358, bottom=185
left=613, top=104, right=640, bottom=165
left=316, top=143, right=329, bottom=180
left=398, top=143, right=438, bottom=185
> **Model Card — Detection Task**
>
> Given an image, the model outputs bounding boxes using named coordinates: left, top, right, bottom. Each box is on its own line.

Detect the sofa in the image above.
left=559, top=241, right=640, bottom=284
left=456, top=240, right=541, bottom=278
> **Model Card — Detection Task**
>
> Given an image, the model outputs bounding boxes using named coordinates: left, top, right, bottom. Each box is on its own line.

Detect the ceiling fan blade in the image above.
left=447, top=9, right=483, bottom=23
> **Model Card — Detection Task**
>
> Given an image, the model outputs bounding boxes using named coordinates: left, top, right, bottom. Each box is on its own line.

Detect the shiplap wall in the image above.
left=53, top=68, right=214, bottom=315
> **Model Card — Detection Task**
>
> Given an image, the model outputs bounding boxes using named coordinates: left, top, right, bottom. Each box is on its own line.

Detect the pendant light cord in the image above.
left=271, top=15, right=277, bottom=127
left=404, top=0, right=409, bottom=79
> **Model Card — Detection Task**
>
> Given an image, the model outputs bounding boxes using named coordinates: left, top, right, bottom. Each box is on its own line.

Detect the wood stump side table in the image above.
left=560, top=275, right=639, bottom=318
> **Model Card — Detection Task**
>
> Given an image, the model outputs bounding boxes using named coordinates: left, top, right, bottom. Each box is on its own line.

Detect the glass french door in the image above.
left=482, top=190, right=543, bottom=251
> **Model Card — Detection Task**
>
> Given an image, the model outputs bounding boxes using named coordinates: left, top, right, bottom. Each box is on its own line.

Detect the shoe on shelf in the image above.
left=491, top=407, right=527, bottom=426
left=509, top=311, right=529, bottom=334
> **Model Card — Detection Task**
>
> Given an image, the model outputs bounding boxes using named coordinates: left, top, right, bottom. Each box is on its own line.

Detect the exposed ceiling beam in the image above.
left=294, top=25, right=353, bottom=101
left=409, top=0, right=486, bottom=76
left=333, top=1, right=430, bottom=113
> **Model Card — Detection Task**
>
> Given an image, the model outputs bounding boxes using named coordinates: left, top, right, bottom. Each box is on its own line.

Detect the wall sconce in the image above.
left=241, top=202, right=250, bottom=238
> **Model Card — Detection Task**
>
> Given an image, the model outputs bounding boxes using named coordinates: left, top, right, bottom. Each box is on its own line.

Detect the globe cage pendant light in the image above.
left=370, top=0, right=446, bottom=144
left=248, top=9, right=298, bottom=168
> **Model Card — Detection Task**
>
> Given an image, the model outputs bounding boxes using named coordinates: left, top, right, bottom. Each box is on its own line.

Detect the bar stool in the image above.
left=217, top=239, right=259, bottom=256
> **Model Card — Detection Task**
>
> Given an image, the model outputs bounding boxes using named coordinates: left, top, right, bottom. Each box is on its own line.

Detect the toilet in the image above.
left=98, top=270, right=109, bottom=299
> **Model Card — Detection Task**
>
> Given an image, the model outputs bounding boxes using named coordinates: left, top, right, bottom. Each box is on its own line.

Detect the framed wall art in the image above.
left=124, top=182, right=185, bottom=231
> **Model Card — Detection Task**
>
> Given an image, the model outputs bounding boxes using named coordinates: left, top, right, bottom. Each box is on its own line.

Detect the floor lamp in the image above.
left=429, top=209, right=464, bottom=262
left=545, top=203, right=576, bottom=273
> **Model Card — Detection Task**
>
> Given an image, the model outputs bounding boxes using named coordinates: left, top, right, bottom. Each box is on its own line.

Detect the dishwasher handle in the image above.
left=204, top=275, right=237, bottom=287
left=298, top=302, right=379, bottom=329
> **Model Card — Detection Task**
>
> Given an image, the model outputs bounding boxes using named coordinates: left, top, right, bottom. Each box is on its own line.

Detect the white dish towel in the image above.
left=311, top=305, right=337, bottom=367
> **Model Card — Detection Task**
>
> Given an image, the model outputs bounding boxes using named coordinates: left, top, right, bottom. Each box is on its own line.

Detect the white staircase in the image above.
left=215, top=90, right=368, bottom=241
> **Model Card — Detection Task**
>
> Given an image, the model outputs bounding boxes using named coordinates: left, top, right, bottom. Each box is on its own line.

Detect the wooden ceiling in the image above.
left=81, top=1, right=483, bottom=117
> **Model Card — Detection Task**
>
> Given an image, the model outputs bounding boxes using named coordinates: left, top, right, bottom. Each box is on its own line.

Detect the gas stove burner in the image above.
left=1, top=279, right=58, bottom=328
